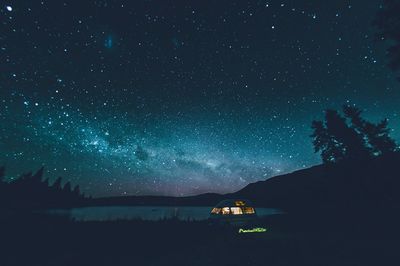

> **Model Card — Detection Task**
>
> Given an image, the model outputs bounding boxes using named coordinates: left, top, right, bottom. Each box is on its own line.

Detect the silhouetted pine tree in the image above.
left=32, top=167, right=44, bottom=182
left=10, top=171, right=33, bottom=199
left=0, top=167, right=6, bottom=208
left=312, top=106, right=398, bottom=163
left=367, top=119, right=397, bottom=155
left=73, top=185, right=81, bottom=197
left=342, top=106, right=364, bottom=130
left=313, top=109, right=370, bottom=163
left=343, top=105, right=397, bottom=156
left=63, top=181, right=71, bottom=193
left=42, top=177, right=49, bottom=187
left=0, top=166, right=5, bottom=181
left=0, top=166, right=5, bottom=194
left=0, top=166, right=87, bottom=209
left=13, top=172, right=33, bottom=185
left=52, top=177, right=62, bottom=191
left=311, top=120, right=343, bottom=163
left=0, top=166, right=5, bottom=199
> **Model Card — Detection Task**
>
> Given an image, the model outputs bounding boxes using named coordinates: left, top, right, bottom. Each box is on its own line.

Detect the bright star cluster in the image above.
left=1, top=1, right=400, bottom=197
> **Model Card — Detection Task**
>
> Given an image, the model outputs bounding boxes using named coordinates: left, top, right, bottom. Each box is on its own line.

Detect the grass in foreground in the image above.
left=1, top=212, right=400, bottom=266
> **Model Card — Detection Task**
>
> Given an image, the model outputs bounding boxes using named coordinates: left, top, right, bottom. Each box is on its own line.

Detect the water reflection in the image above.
left=48, top=206, right=282, bottom=221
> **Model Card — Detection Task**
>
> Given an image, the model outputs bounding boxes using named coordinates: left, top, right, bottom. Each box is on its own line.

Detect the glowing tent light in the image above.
left=209, top=199, right=259, bottom=226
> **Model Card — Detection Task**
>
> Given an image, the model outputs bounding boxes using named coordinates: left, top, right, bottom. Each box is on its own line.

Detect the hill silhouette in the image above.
left=92, top=105, right=400, bottom=212
left=88, top=152, right=400, bottom=214
left=231, top=153, right=400, bottom=213
left=2, top=153, right=399, bottom=213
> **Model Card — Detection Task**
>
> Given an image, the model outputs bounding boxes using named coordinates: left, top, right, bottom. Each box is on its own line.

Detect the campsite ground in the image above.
left=2, top=211, right=399, bottom=266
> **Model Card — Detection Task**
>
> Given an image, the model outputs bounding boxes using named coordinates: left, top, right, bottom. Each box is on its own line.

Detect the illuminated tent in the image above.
left=209, top=199, right=257, bottom=225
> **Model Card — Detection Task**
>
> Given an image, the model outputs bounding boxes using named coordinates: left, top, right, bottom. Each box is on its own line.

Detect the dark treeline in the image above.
left=0, top=167, right=87, bottom=209
left=234, top=105, right=400, bottom=213
left=311, top=105, right=398, bottom=163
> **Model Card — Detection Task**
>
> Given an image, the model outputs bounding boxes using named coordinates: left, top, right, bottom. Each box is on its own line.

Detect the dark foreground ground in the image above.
left=1, top=210, right=400, bottom=266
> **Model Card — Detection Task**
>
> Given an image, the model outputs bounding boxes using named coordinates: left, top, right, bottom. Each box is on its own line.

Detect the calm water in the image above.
left=48, top=206, right=282, bottom=221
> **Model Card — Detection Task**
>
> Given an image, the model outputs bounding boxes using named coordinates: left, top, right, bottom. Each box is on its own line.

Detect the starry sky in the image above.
left=1, top=0, right=400, bottom=197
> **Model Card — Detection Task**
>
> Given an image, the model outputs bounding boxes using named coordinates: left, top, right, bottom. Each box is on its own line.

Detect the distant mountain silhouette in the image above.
left=90, top=192, right=224, bottom=207
left=89, top=152, right=400, bottom=213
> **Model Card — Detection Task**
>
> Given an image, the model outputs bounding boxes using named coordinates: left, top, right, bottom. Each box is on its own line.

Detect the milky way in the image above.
left=1, top=1, right=400, bottom=196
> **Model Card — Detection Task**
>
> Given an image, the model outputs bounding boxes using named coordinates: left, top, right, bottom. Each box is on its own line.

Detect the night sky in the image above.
left=1, top=0, right=400, bottom=197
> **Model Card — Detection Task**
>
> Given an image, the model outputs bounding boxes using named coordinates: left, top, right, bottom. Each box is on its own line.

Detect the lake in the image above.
left=48, top=206, right=283, bottom=221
